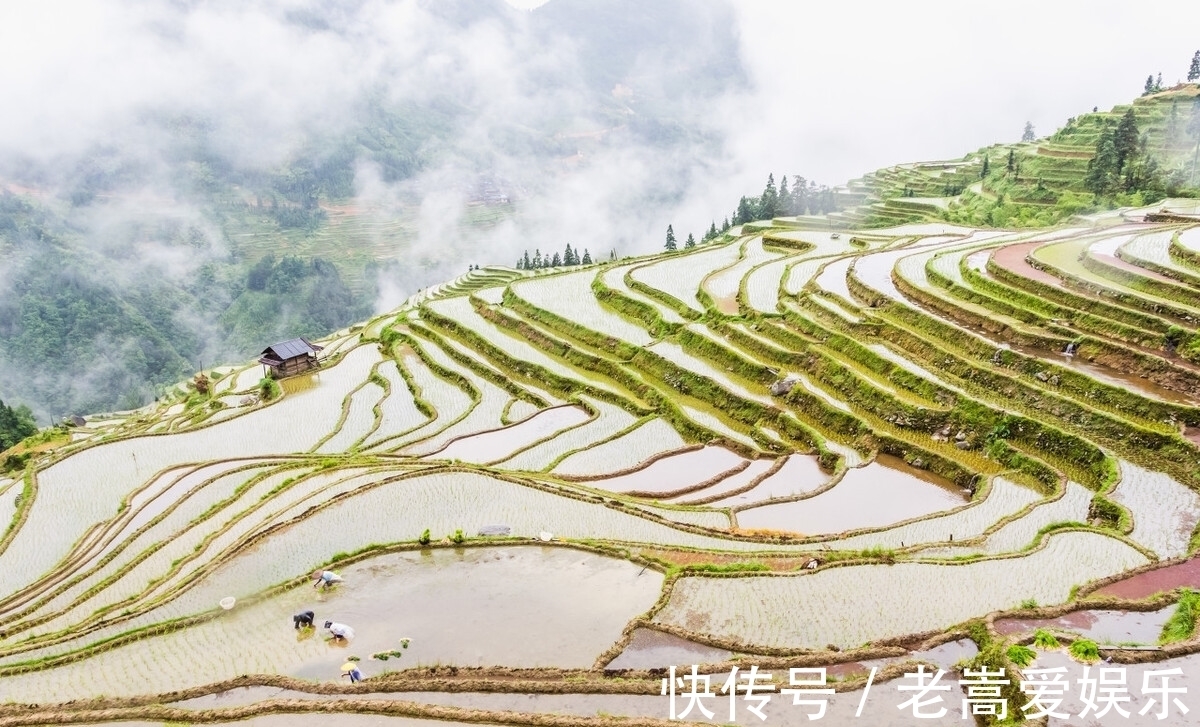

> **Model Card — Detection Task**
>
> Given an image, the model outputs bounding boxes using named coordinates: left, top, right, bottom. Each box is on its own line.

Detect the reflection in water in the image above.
left=606, top=628, right=731, bottom=670
left=994, top=606, right=1174, bottom=645
left=735, top=455, right=968, bottom=535
left=1096, top=556, right=1200, bottom=600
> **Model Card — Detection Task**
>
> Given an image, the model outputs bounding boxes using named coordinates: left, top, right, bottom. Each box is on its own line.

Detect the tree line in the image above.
left=1085, top=101, right=1200, bottom=196
left=515, top=244, right=594, bottom=269
left=0, top=398, right=36, bottom=452
left=732, top=174, right=836, bottom=225
left=1140, top=49, right=1200, bottom=96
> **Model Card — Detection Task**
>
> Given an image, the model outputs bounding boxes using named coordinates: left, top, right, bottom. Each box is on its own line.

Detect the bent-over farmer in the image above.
left=312, top=569, right=344, bottom=590
left=324, top=620, right=355, bottom=642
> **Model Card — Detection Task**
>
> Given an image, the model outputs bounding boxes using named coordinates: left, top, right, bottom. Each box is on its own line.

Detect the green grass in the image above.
left=1160, top=589, right=1200, bottom=645
left=1032, top=629, right=1060, bottom=649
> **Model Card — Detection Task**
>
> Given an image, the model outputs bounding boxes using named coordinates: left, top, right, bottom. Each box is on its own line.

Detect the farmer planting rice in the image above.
left=312, top=569, right=343, bottom=590
left=341, top=662, right=363, bottom=683
left=324, top=620, right=355, bottom=642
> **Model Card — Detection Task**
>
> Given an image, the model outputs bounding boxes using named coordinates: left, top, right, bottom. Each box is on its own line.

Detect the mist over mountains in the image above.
left=0, top=0, right=744, bottom=419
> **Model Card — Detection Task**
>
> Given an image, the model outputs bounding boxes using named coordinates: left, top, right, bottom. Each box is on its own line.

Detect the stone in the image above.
left=770, top=375, right=800, bottom=397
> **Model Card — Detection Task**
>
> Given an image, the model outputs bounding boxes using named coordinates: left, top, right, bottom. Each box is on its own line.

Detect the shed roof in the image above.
left=261, top=337, right=323, bottom=361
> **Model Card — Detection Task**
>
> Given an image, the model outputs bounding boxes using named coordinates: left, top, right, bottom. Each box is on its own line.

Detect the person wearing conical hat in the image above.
left=341, top=662, right=363, bottom=683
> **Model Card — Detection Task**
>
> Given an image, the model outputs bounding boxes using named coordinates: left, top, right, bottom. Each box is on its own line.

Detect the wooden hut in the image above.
left=259, top=338, right=323, bottom=379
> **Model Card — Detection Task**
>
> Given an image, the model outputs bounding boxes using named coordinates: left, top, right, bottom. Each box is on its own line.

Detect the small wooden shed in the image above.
left=259, top=338, right=323, bottom=379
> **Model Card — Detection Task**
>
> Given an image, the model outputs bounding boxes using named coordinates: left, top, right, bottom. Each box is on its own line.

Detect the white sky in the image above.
left=725, top=0, right=1200, bottom=186
left=0, top=0, right=1198, bottom=259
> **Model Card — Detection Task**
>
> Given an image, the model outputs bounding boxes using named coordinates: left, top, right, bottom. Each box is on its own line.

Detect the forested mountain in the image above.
left=0, top=0, right=743, bottom=420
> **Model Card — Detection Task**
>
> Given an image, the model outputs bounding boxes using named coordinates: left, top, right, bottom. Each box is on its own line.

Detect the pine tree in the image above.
left=778, top=175, right=791, bottom=215
left=551, top=252, right=562, bottom=267
left=1145, top=74, right=1156, bottom=95
left=980, top=157, right=990, bottom=178
left=1189, top=51, right=1200, bottom=82
left=759, top=173, right=779, bottom=219
left=1113, top=108, right=1140, bottom=176
left=1189, top=96, right=1200, bottom=184
left=533, top=249, right=542, bottom=268
left=610, top=249, right=617, bottom=261
left=790, top=176, right=809, bottom=215
left=1021, top=121, right=1036, bottom=142
left=721, top=217, right=730, bottom=232
left=1006, top=150, right=1015, bottom=172
left=1156, top=72, right=1163, bottom=91
left=733, top=196, right=756, bottom=225
left=523, top=250, right=531, bottom=269
left=582, top=249, right=592, bottom=265
left=707, top=221, right=718, bottom=241
left=1085, top=128, right=1119, bottom=195
left=564, top=244, right=576, bottom=265
left=664, top=224, right=677, bottom=251
left=684, top=233, right=696, bottom=249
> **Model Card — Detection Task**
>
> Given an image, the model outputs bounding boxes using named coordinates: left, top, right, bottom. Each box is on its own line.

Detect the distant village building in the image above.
left=258, top=338, right=323, bottom=379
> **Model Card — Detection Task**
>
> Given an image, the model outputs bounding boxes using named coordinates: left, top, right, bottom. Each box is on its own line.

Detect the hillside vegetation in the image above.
left=4, top=134, right=1200, bottom=721
left=751, top=84, right=1200, bottom=232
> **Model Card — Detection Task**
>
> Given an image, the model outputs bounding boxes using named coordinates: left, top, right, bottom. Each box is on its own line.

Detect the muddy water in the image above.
left=286, top=546, right=663, bottom=678
left=1036, top=650, right=1200, bottom=727
left=173, top=679, right=992, bottom=727
left=1095, top=556, right=1200, bottom=599
left=121, top=717, right=482, bottom=727
left=591, top=446, right=746, bottom=496
left=713, top=294, right=740, bottom=316
left=996, top=606, right=1174, bottom=645
left=990, top=241, right=1060, bottom=285
left=709, top=455, right=831, bottom=508
left=100, top=647, right=1200, bottom=727
left=829, top=639, right=978, bottom=681
left=734, top=455, right=967, bottom=535
left=1036, top=349, right=1200, bottom=407
left=669, top=459, right=776, bottom=504
left=605, top=628, right=732, bottom=669
left=435, top=405, right=590, bottom=463
left=910, top=638, right=978, bottom=669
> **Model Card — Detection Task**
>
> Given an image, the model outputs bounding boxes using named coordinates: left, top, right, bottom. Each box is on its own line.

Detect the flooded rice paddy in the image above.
left=590, top=446, right=745, bottom=496
left=11, top=221, right=1200, bottom=719
left=734, top=455, right=967, bottom=535
left=994, top=606, right=1174, bottom=645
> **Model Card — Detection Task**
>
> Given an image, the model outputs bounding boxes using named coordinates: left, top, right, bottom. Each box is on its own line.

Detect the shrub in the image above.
left=1020, top=598, right=1038, bottom=609
left=1032, top=629, right=1060, bottom=649
left=451, top=529, right=465, bottom=544
left=1069, top=639, right=1100, bottom=662
left=1, top=453, right=30, bottom=474
left=1006, top=644, right=1036, bottom=667
left=258, top=377, right=282, bottom=401
left=418, top=529, right=431, bottom=546
left=1160, top=589, right=1200, bottom=645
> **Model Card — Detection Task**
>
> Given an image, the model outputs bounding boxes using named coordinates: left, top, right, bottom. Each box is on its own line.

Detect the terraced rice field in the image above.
left=6, top=217, right=1200, bottom=725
